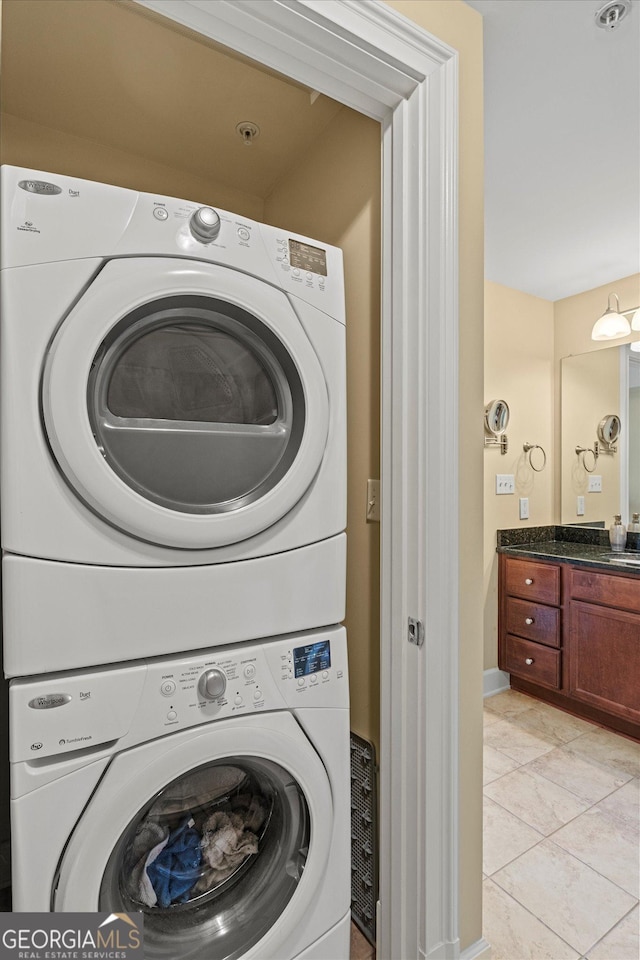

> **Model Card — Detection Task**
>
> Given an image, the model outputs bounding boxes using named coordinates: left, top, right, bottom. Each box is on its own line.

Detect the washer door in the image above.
left=53, top=714, right=334, bottom=960
left=42, top=258, right=329, bottom=549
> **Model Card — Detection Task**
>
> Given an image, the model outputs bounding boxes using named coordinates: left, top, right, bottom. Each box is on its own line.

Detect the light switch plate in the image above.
left=496, top=474, right=515, bottom=495
left=519, top=497, right=529, bottom=520
left=577, top=496, right=585, bottom=516
left=588, top=475, right=602, bottom=492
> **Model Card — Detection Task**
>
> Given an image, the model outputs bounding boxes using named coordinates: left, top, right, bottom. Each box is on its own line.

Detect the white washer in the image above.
left=10, top=626, right=350, bottom=960
left=0, top=167, right=346, bottom=676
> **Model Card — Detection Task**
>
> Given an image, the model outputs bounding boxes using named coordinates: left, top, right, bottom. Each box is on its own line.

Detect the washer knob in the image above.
left=198, top=668, right=227, bottom=701
left=189, top=206, right=221, bottom=243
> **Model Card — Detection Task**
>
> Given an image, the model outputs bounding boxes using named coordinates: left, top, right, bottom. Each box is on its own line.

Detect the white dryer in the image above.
left=10, top=626, right=350, bottom=960
left=0, top=167, right=346, bottom=676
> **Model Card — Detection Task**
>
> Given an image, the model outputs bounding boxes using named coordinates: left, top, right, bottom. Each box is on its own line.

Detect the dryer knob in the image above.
left=198, top=668, right=227, bottom=701
left=189, top=206, right=221, bottom=243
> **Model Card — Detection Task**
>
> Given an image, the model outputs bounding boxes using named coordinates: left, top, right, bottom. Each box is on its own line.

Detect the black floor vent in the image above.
left=350, top=731, right=378, bottom=946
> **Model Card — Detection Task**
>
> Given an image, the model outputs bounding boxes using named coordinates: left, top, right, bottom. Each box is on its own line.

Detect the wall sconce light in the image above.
left=591, top=293, right=640, bottom=341
left=631, top=341, right=640, bottom=353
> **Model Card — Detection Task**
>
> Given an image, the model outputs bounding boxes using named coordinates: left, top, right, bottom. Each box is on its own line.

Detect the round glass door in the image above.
left=42, top=257, right=330, bottom=549
left=99, top=757, right=310, bottom=960
left=88, top=296, right=304, bottom=514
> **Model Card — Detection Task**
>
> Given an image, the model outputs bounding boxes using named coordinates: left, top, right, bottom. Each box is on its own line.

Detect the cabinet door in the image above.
left=568, top=601, right=640, bottom=723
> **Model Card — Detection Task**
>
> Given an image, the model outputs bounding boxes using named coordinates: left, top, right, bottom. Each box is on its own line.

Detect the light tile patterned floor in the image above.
left=483, top=690, right=640, bottom=960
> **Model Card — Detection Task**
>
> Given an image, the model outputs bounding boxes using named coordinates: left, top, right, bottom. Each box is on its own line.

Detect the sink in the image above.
left=605, top=553, right=640, bottom=565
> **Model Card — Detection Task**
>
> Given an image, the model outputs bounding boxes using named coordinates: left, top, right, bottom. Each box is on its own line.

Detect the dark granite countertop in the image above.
left=497, top=525, right=640, bottom=573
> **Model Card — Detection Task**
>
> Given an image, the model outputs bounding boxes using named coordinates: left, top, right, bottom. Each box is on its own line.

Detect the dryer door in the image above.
left=42, top=258, right=329, bottom=549
left=53, top=713, right=334, bottom=960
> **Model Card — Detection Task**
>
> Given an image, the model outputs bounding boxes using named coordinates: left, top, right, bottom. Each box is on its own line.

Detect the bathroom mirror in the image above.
left=561, top=345, right=640, bottom=525
left=597, top=414, right=621, bottom=449
left=484, top=399, right=510, bottom=436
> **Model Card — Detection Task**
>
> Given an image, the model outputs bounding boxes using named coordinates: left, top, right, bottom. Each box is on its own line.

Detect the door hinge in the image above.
left=408, top=617, right=424, bottom=647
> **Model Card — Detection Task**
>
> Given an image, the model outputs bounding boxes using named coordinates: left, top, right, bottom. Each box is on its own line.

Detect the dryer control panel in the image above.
left=9, top=626, right=349, bottom=763
left=1, top=166, right=346, bottom=324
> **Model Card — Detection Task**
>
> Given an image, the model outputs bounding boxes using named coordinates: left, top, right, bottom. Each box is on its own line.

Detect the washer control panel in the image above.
left=10, top=626, right=348, bottom=763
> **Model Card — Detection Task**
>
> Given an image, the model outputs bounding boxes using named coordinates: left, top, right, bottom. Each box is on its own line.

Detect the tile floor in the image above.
left=483, top=689, right=640, bottom=960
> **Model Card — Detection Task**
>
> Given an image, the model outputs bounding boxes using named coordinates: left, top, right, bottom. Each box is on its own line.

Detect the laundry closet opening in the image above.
left=0, top=0, right=382, bottom=935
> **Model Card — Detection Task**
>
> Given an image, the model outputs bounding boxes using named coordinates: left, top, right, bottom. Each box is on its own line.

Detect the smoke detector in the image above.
left=594, top=0, right=632, bottom=30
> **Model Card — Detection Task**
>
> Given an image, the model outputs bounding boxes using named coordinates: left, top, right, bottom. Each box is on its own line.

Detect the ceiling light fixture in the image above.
left=594, top=0, right=632, bottom=30
left=591, top=293, right=640, bottom=340
left=631, top=341, right=640, bottom=352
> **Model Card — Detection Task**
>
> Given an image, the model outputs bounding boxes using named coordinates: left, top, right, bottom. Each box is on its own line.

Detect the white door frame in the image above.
left=134, top=2, right=460, bottom=957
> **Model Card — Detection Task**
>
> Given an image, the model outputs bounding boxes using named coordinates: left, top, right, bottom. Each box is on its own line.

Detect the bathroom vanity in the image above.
left=498, top=526, right=640, bottom=740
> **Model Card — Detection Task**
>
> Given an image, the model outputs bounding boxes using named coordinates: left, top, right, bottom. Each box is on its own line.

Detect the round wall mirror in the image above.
left=598, top=414, right=621, bottom=447
left=484, top=399, right=510, bottom=437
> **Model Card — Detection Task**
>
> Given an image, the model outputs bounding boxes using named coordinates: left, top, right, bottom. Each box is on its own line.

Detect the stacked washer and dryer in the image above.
left=0, top=166, right=350, bottom=959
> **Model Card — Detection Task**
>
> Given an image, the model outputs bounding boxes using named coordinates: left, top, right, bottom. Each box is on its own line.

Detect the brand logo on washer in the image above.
left=18, top=178, right=62, bottom=195
left=28, top=693, right=72, bottom=709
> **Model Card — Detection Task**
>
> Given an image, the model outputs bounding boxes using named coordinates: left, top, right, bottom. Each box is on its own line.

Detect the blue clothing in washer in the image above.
left=147, top=818, right=202, bottom=908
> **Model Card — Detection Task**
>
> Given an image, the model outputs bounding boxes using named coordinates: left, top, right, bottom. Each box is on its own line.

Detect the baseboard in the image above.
left=419, top=934, right=491, bottom=959
left=460, top=936, right=492, bottom=960
left=483, top=668, right=510, bottom=699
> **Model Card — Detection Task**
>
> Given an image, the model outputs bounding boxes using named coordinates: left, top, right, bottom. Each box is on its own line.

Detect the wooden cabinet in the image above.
left=498, top=552, right=640, bottom=740
left=500, top=556, right=562, bottom=691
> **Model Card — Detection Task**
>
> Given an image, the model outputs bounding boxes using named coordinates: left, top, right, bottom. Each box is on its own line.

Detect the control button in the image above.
left=243, top=664, right=256, bottom=680
left=253, top=689, right=262, bottom=701
left=322, top=671, right=329, bottom=679
left=297, top=678, right=305, bottom=687
left=237, top=227, right=250, bottom=241
left=167, top=710, right=177, bottom=721
left=160, top=680, right=176, bottom=697
left=198, top=668, right=227, bottom=701
left=234, top=696, right=244, bottom=706
left=310, top=674, right=318, bottom=684
left=189, top=206, right=221, bottom=243
left=153, top=207, right=169, bottom=221
left=292, top=268, right=301, bottom=277
left=306, top=272, right=313, bottom=280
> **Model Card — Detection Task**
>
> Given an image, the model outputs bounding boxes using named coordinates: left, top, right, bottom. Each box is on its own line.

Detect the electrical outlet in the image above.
left=496, top=474, right=515, bottom=495
left=588, top=475, right=602, bottom=493
left=577, top=496, right=585, bottom=516
left=519, top=497, right=529, bottom=520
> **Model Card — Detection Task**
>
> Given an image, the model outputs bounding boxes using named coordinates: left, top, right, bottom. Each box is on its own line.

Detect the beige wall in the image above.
left=484, top=282, right=554, bottom=670
left=0, top=113, right=265, bottom=220
left=386, top=2, right=485, bottom=952
left=265, top=107, right=382, bottom=753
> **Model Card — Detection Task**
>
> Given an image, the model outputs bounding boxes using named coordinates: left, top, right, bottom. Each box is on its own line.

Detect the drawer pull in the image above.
left=525, top=617, right=534, bottom=625
left=525, top=657, right=534, bottom=665
left=525, top=578, right=533, bottom=585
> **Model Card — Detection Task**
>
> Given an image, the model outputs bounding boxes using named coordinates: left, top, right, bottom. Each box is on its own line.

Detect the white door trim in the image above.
left=133, top=2, right=460, bottom=956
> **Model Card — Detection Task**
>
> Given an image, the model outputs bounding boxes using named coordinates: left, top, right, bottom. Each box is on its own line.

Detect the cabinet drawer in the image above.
left=505, top=598, right=560, bottom=648
left=505, top=635, right=561, bottom=689
left=504, top=557, right=560, bottom=605
left=571, top=568, right=640, bottom=615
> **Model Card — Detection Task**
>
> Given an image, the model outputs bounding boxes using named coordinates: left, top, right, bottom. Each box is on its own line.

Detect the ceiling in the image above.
left=464, top=0, right=640, bottom=301
left=0, top=0, right=343, bottom=200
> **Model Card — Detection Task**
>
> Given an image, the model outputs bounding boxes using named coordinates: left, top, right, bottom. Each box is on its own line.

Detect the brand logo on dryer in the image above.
left=18, top=178, right=62, bottom=195
left=28, top=693, right=72, bottom=709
